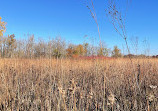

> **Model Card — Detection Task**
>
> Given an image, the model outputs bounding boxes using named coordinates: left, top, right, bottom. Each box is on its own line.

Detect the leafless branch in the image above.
left=106, top=0, right=131, bottom=55
left=87, top=0, right=102, bottom=51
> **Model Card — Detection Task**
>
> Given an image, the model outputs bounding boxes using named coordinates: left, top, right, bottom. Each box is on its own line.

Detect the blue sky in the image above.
left=0, top=0, right=158, bottom=55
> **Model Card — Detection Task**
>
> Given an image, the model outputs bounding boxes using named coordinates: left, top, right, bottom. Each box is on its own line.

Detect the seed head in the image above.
left=108, top=93, right=115, bottom=105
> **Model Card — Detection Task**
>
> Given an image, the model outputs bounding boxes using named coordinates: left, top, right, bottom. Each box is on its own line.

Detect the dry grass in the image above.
left=0, top=58, right=157, bottom=111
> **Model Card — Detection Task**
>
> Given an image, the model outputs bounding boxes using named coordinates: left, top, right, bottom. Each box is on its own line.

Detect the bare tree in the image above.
left=142, top=38, right=150, bottom=56
left=52, top=37, right=66, bottom=58
left=34, top=38, right=47, bottom=58
left=26, top=35, right=35, bottom=58
left=130, top=36, right=139, bottom=55
left=16, top=39, right=25, bottom=58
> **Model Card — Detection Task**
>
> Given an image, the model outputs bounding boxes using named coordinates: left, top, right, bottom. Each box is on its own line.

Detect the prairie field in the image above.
left=0, top=58, right=157, bottom=111
left=1, top=0, right=158, bottom=111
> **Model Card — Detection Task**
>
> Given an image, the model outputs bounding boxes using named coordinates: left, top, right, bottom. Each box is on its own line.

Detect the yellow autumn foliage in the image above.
left=0, top=16, right=6, bottom=36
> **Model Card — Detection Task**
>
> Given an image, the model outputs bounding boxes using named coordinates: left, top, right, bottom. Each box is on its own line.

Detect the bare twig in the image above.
left=87, top=0, right=102, bottom=53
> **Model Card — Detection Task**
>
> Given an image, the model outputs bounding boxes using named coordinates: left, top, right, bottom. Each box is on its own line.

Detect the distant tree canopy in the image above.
left=112, top=46, right=122, bottom=58
left=0, top=32, right=124, bottom=58
left=0, top=17, right=6, bottom=37
left=66, top=44, right=86, bottom=58
left=6, top=34, right=17, bottom=57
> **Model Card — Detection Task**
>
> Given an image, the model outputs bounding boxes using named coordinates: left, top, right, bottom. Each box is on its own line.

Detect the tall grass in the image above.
left=0, top=58, right=157, bottom=110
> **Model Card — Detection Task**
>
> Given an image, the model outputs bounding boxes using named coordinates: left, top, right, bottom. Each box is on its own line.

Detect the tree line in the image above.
left=0, top=34, right=123, bottom=58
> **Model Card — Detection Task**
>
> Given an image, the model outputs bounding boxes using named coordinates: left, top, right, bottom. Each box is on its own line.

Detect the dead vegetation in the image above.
left=0, top=58, right=157, bottom=111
